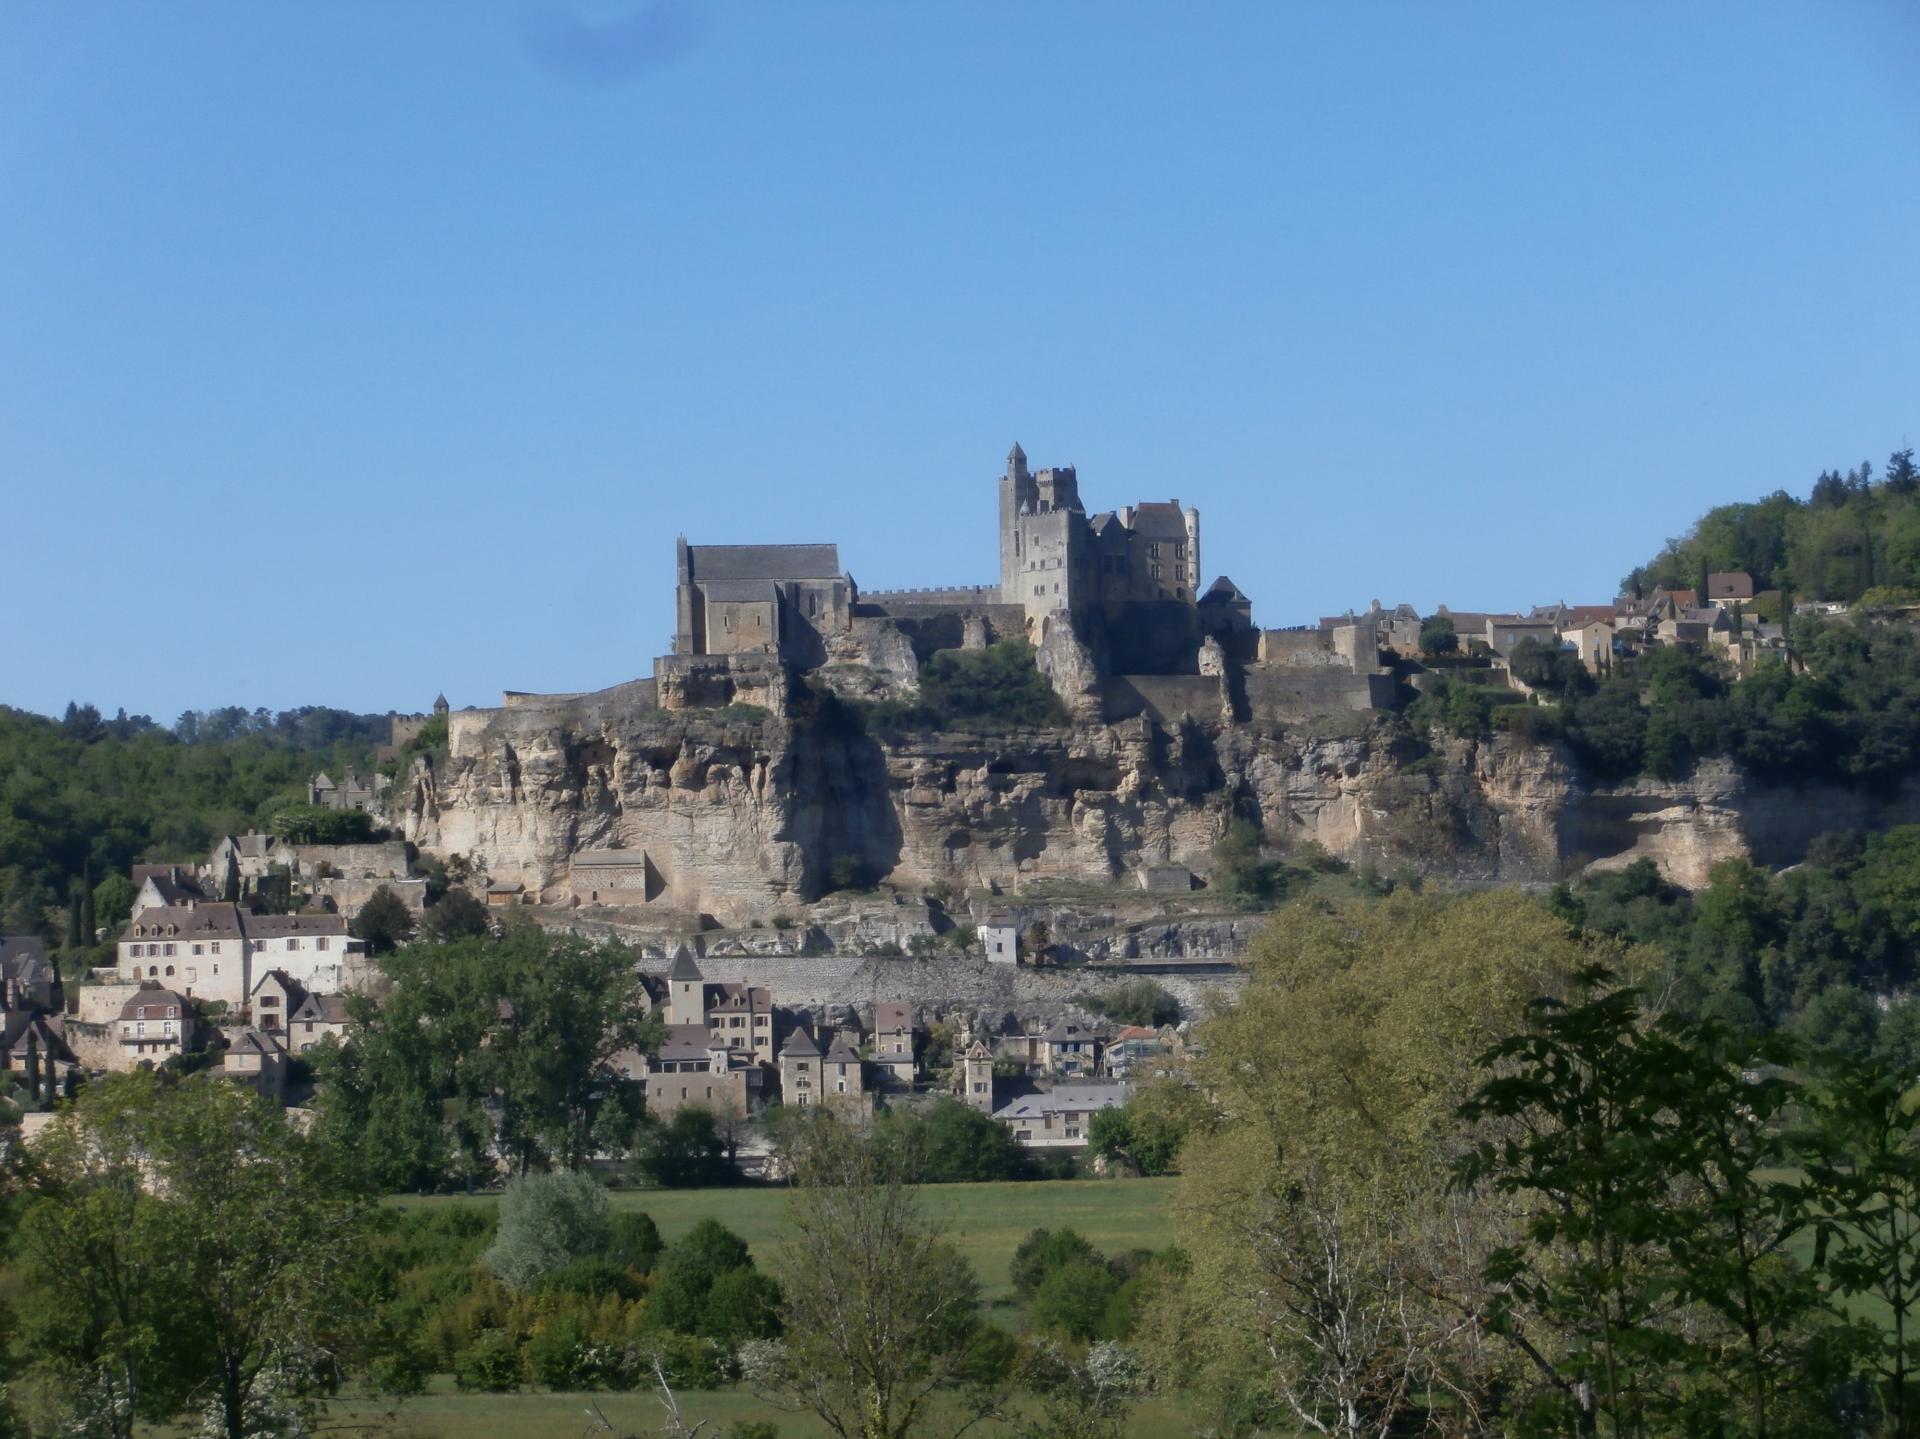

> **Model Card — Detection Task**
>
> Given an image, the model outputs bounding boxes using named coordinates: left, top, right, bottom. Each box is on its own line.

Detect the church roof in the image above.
left=687, top=544, right=840, bottom=583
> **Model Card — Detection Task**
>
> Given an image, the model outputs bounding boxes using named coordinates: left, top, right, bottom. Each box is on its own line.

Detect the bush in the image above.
left=860, top=640, right=1069, bottom=737
left=1082, top=979, right=1180, bottom=1029
left=453, top=1328, right=523, bottom=1392
left=636, top=1107, right=732, bottom=1189
left=483, top=1171, right=613, bottom=1293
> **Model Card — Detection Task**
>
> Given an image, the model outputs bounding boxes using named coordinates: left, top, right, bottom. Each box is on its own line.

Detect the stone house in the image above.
left=131, top=864, right=206, bottom=919
left=645, top=1024, right=760, bottom=1121
left=287, top=991, right=352, bottom=1053
left=980, top=913, right=1019, bottom=966
left=1104, top=1024, right=1177, bottom=1078
left=569, top=848, right=663, bottom=906
left=1042, top=1018, right=1102, bottom=1077
left=1486, top=617, right=1560, bottom=660
left=116, top=985, right=194, bottom=1068
left=118, top=905, right=361, bottom=1009
left=0, top=937, right=57, bottom=1012
left=1560, top=619, right=1616, bottom=675
left=206, top=832, right=286, bottom=889
left=485, top=880, right=526, bottom=907
left=992, top=1082, right=1131, bottom=1150
left=222, top=1027, right=289, bottom=1100
left=665, top=952, right=775, bottom=1065
left=777, top=1027, right=823, bottom=1106
left=673, top=542, right=853, bottom=667
left=0, top=1010, right=79, bottom=1094
left=961, top=1040, right=997, bottom=1112
left=1137, top=864, right=1193, bottom=894
left=820, top=1035, right=867, bottom=1108
left=871, top=1002, right=916, bottom=1086
left=308, top=769, right=386, bottom=812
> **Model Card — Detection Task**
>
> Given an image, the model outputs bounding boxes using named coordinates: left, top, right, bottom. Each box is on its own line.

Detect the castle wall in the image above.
left=1101, top=675, right=1226, bottom=725
left=1242, top=667, right=1395, bottom=723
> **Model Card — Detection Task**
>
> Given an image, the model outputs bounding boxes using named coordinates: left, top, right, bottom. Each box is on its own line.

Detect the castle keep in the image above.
left=669, top=442, right=1240, bottom=685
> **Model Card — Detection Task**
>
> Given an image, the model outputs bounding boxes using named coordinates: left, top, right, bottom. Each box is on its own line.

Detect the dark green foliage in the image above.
left=1560, top=833, right=1920, bottom=1036
left=636, top=1107, right=734, bottom=1189
left=1209, top=818, right=1286, bottom=905
left=878, top=1099, right=1036, bottom=1183
left=452, top=1329, right=523, bottom=1391
left=313, top=929, right=655, bottom=1187
left=648, top=1219, right=782, bottom=1343
left=1419, top=614, right=1458, bottom=656
left=1508, top=636, right=1595, bottom=700
left=0, top=702, right=381, bottom=943
left=417, top=886, right=491, bottom=943
left=269, top=801, right=376, bottom=844
left=350, top=884, right=416, bottom=955
left=1081, top=978, right=1181, bottom=1028
left=1086, top=1100, right=1187, bottom=1176
left=858, top=640, right=1069, bottom=737
left=1010, top=1227, right=1099, bottom=1300
left=1458, top=979, right=1844, bottom=1434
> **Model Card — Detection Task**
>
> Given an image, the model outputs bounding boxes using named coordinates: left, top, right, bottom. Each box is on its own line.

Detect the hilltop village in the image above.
left=0, top=445, right=1828, bottom=1166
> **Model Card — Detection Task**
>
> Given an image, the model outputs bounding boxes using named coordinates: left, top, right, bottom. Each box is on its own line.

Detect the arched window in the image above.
left=164, top=965, right=174, bottom=977
left=147, top=966, right=158, bottom=978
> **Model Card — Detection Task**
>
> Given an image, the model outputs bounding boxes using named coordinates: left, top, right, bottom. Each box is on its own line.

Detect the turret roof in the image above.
left=668, top=949, right=704, bottom=982
left=779, top=1027, right=820, bottom=1058
left=1008, top=441, right=1026, bottom=465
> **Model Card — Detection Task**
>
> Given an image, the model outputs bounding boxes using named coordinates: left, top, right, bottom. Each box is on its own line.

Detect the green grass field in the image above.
left=389, top=1176, right=1181, bottom=1313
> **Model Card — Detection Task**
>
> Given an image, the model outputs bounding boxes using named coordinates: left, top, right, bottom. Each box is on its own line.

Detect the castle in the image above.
left=668, top=443, right=1246, bottom=685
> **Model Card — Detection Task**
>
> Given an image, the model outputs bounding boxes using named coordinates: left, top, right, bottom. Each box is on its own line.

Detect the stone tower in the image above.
left=997, top=442, right=1031, bottom=601
left=961, top=1039, right=996, bottom=1112
left=666, top=948, right=705, bottom=1027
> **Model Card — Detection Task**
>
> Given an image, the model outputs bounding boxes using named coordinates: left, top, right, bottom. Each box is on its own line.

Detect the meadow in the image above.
left=389, top=1175, right=1182, bottom=1312
left=356, top=1177, right=1189, bottom=1437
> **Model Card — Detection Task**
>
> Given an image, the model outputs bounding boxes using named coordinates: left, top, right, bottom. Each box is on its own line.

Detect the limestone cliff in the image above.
left=398, top=702, right=1920, bottom=924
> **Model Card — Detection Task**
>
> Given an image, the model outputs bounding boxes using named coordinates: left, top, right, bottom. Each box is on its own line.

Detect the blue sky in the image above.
left=4, top=2, right=1917, bottom=722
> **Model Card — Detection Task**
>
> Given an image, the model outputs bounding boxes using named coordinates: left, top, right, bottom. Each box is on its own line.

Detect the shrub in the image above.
left=1082, top=979, right=1180, bottom=1029
left=453, top=1328, right=523, bottom=1392
left=483, top=1171, right=613, bottom=1293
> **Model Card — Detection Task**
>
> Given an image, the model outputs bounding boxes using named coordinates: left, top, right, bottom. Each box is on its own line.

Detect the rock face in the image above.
left=399, top=702, right=1920, bottom=924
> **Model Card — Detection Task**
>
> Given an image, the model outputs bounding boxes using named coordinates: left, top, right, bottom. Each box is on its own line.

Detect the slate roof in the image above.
left=123, top=904, right=245, bottom=943
left=1200, top=576, right=1249, bottom=604
left=1128, top=501, right=1188, bottom=540
left=779, top=1027, right=820, bottom=1058
left=573, top=848, right=649, bottom=869
left=119, top=988, right=189, bottom=1021
left=993, top=1083, right=1131, bottom=1122
left=0, top=937, right=48, bottom=980
left=1044, top=1019, right=1098, bottom=1045
left=657, top=1023, right=720, bottom=1063
left=243, top=912, right=348, bottom=938
left=687, top=544, right=841, bottom=582
left=668, top=949, right=704, bottom=982
left=823, top=1037, right=861, bottom=1065
left=291, top=992, right=352, bottom=1025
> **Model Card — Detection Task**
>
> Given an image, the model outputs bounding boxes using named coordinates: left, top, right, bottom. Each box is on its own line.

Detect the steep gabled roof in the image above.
left=687, top=544, right=841, bottom=583
left=779, top=1027, right=820, bottom=1058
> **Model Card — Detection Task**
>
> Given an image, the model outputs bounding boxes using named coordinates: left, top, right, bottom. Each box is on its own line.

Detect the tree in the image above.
left=314, top=930, right=655, bottom=1186
left=747, top=1114, right=999, bottom=1439
left=881, top=1100, right=1032, bottom=1183
left=19, top=1072, right=369, bottom=1439
left=482, top=1170, right=613, bottom=1293
left=637, top=1107, right=733, bottom=1189
left=1799, top=1054, right=1920, bottom=1438
left=350, top=885, right=415, bottom=956
left=1458, top=978, right=1838, bottom=1437
left=1420, top=614, right=1458, bottom=657
left=1148, top=890, right=1613, bottom=1435
left=1081, top=978, right=1181, bottom=1029
left=650, top=1219, right=782, bottom=1343
left=417, top=886, right=491, bottom=944
left=1009, top=1227, right=1100, bottom=1301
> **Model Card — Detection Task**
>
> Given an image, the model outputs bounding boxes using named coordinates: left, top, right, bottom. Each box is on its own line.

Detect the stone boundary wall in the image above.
left=291, top=841, right=408, bottom=879
left=1242, top=668, right=1393, bottom=723
left=545, top=914, right=1247, bottom=1017
left=454, top=678, right=663, bottom=755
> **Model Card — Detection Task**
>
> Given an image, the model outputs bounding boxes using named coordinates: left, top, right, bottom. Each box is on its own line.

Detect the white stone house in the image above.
left=116, top=985, right=194, bottom=1069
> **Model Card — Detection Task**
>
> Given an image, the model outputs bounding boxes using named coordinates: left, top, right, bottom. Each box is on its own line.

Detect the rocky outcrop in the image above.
left=398, top=697, right=1920, bottom=923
